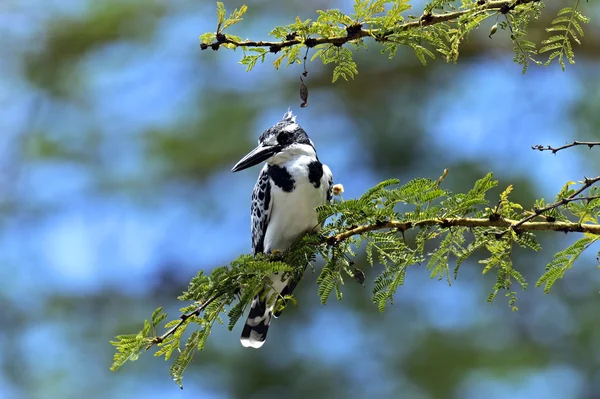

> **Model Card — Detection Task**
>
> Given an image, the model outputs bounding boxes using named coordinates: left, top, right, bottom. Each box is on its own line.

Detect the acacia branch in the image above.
left=153, top=212, right=600, bottom=347
left=532, top=141, right=600, bottom=154
left=201, top=0, right=537, bottom=52
left=146, top=174, right=600, bottom=348
left=328, top=217, right=600, bottom=245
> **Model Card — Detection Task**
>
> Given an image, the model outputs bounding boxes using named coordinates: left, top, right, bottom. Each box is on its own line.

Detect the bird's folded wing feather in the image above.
left=251, top=166, right=272, bottom=255
left=323, top=164, right=334, bottom=203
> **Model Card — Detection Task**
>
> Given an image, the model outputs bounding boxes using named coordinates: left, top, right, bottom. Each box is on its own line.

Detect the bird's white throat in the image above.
left=267, top=143, right=316, bottom=165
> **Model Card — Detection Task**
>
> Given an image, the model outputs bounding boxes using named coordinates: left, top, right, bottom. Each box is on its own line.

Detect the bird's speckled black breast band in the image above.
left=307, top=160, right=323, bottom=188
left=268, top=165, right=295, bottom=192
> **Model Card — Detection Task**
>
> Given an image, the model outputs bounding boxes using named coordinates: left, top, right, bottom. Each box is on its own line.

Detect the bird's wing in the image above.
left=322, top=164, right=334, bottom=203
left=251, top=165, right=272, bottom=255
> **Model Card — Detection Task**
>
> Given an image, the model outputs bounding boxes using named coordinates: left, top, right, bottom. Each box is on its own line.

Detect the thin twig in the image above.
left=201, top=0, right=537, bottom=52
left=532, top=141, right=600, bottom=154
left=146, top=293, right=221, bottom=349
left=501, top=176, right=600, bottom=235
left=521, top=195, right=600, bottom=220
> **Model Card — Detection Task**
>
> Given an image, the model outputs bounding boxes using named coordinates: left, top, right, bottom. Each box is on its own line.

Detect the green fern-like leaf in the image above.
left=317, top=261, right=341, bottom=304
left=170, top=330, right=202, bottom=388
left=536, top=236, right=599, bottom=293
left=320, top=46, right=359, bottom=83
left=239, top=48, right=269, bottom=72
left=427, top=228, right=466, bottom=283
left=155, top=315, right=195, bottom=361
left=151, top=307, right=168, bottom=329
left=227, top=284, right=257, bottom=331
left=540, top=1, right=589, bottom=70
left=371, top=243, right=418, bottom=311
left=109, top=320, right=152, bottom=371
left=360, top=179, right=400, bottom=201
left=384, top=178, right=446, bottom=207
left=317, top=244, right=352, bottom=304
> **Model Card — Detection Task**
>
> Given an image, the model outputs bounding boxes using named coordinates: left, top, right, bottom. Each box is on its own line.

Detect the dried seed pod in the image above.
left=300, top=77, right=308, bottom=108
left=489, top=23, right=498, bottom=39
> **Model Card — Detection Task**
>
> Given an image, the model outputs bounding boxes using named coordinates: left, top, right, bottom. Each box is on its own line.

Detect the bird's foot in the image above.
left=269, top=249, right=285, bottom=262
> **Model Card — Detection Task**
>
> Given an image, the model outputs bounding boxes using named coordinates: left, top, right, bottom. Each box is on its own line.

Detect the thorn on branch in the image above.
left=346, top=24, right=363, bottom=39
left=513, top=228, right=523, bottom=236
left=269, top=45, right=281, bottom=53
left=546, top=216, right=556, bottom=223
left=286, top=31, right=298, bottom=41
left=489, top=213, right=501, bottom=222
left=216, top=33, right=227, bottom=43
left=211, top=43, right=220, bottom=51
left=304, top=38, right=317, bottom=48
left=500, top=2, right=511, bottom=14
left=477, top=0, right=486, bottom=4
left=420, top=12, right=434, bottom=24
left=200, top=43, right=209, bottom=50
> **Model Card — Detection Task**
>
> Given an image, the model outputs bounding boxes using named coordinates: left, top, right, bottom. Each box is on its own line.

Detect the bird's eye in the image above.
left=277, top=132, right=293, bottom=146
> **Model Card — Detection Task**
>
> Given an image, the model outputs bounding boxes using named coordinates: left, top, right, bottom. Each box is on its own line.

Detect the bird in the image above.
left=231, top=109, right=333, bottom=349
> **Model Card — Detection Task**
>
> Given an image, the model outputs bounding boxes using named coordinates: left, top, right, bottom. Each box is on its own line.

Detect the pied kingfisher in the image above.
left=231, top=109, right=333, bottom=349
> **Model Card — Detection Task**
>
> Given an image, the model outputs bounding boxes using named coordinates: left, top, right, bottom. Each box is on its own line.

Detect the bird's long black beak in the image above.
left=231, top=144, right=280, bottom=172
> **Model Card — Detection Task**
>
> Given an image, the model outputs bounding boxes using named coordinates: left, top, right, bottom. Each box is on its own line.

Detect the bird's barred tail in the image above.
left=241, top=273, right=297, bottom=348
left=240, top=292, right=272, bottom=349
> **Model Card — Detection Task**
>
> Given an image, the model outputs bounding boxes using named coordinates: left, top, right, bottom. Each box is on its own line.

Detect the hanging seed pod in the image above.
left=300, top=76, right=308, bottom=108
left=350, top=266, right=366, bottom=285
left=489, top=23, right=498, bottom=39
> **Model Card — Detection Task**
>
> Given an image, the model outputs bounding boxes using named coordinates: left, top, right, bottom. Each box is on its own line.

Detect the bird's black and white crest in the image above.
left=232, top=109, right=333, bottom=349
left=257, top=109, right=315, bottom=151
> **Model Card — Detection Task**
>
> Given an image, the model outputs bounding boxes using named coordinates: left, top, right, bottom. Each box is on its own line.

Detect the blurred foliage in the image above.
left=145, top=93, right=259, bottom=181
left=25, top=0, right=166, bottom=97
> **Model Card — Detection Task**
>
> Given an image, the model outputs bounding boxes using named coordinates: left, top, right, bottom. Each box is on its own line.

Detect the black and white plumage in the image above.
left=231, top=109, right=333, bottom=349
